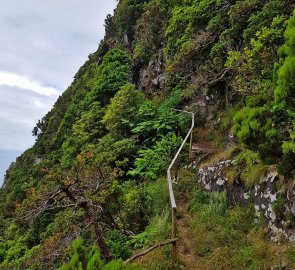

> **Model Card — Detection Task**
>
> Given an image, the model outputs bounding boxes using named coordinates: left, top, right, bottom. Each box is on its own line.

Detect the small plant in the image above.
left=188, top=188, right=209, bottom=213
left=58, top=238, right=101, bottom=270
left=272, top=196, right=286, bottom=219
left=197, top=243, right=212, bottom=257
left=205, top=191, right=227, bottom=217
left=59, top=237, right=140, bottom=270
left=234, top=150, right=268, bottom=187
left=105, top=230, right=131, bottom=259
left=128, top=133, right=182, bottom=180
left=129, top=232, right=153, bottom=250
left=223, top=166, right=239, bottom=184
left=241, top=164, right=268, bottom=188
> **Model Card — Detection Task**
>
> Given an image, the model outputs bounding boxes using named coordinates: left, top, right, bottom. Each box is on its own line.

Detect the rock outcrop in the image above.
left=196, top=159, right=295, bottom=242
left=136, top=51, right=166, bottom=94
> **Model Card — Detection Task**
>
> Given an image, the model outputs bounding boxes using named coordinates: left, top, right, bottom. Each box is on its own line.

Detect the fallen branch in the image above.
left=124, top=238, right=178, bottom=264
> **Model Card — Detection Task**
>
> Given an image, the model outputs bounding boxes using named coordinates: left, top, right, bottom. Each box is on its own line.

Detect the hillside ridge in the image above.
left=1, top=0, right=295, bottom=269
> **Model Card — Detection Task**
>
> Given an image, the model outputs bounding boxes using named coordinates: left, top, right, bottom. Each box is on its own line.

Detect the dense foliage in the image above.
left=1, top=0, right=295, bottom=269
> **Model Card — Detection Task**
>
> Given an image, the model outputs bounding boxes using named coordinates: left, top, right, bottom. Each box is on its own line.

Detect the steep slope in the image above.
left=1, top=0, right=295, bottom=269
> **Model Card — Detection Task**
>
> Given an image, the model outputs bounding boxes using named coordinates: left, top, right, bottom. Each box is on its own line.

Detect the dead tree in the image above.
left=18, top=159, right=125, bottom=261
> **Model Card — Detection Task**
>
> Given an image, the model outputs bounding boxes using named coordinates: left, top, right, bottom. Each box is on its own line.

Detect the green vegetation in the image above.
left=58, top=238, right=138, bottom=270
left=1, top=0, right=295, bottom=269
left=231, top=9, right=295, bottom=175
left=187, top=187, right=292, bottom=269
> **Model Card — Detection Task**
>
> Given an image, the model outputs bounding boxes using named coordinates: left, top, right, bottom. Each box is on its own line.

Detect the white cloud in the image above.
left=0, top=1, right=117, bottom=184
left=32, top=98, right=44, bottom=108
left=0, top=0, right=117, bottom=149
left=0, top=0, right=117, bottom=89
left=0, top=72, right=60, bottom=96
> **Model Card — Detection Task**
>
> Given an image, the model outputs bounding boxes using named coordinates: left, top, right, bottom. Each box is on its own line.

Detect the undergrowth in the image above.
left=186, top=186, right=295, bottom=270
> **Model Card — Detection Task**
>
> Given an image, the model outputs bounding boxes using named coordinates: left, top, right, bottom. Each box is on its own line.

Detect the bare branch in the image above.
left=201, top=68, right=229, bottom=86
left=124, top=238, right=178, bottom=264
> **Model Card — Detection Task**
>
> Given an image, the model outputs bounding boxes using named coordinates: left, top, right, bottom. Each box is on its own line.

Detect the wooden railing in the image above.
left=167, top=109, right=194, bottom=262
left=123, top=109, right=195, bottom=265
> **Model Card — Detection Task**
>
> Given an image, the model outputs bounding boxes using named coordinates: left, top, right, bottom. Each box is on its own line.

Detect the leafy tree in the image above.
left=226, top=15, right=286, bottom=96
left=134, top=3, right=165, bottom=61
left=243, top=0, right=287, bottom=40
left=165, top=0, right=224, bottom=56
left=102, top=84, right=145, bottom=135
left=91, top=48, right=131, bottom=105
left=128, top=133, right=182, bottom=180
left=114, top=0, right=147, bottom=42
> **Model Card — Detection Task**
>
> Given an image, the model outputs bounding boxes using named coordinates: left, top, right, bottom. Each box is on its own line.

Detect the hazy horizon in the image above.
left=0, top=149, right=22, bottom=186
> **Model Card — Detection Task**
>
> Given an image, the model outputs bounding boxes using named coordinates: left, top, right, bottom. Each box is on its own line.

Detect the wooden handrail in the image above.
left=167, top=109, right=194, bottom=262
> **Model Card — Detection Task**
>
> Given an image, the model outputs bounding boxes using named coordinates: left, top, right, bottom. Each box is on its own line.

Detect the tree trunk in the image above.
left=85, top=212, right=111, bottom=260
left=62, top=186, right=111, bottom=260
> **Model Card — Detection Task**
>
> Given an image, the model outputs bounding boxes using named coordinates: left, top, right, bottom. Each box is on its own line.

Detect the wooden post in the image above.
left=172, top=207, right=177, bottom=263
left=189, top=130, right=193, bottom=161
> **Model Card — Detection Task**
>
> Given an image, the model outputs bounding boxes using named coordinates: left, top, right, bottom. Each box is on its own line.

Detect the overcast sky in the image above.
left=0, top=0, right=117, bottom=183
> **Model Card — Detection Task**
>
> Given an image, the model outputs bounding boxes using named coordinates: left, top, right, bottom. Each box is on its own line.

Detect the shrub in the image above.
left=134, top=4, right=165, bottom=61
left=105, top=230, right=131, bottom=259
left=233, top=107, right=271, bottom=148
left=232, top=106, right=282, bottom=163
left=59, top=237, right=140, bottom=270
left=272, top=196, right=286, bottom=219
left=274, top=9, right=295, bottom=107
left=273, top=10, right=295, bottom=176
left=128, top=133, right=182, bottom=180
left=91, top=48, right=131, bottom=105
left=120, top=181, right=150, bottom=232
left=102, top=84, right=145, bottom=135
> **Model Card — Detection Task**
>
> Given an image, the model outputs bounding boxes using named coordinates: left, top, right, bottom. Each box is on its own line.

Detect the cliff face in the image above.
left=197, top=160, right=295, bottom=242
left=1, top=1, right=295, bottom=269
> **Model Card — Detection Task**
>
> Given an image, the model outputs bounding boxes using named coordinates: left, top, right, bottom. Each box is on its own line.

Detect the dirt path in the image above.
left=177, top=199, right=199, bottom=269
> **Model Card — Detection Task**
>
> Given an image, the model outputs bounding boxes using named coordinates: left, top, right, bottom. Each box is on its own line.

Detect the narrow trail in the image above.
left=176, top=130, right=215, bottom=269
left=178, top=198, right=199, bottom=269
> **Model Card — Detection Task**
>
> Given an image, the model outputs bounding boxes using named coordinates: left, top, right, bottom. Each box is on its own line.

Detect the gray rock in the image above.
left=196, top=159, right=295, bottom=242
left=138, top=50, right=166, bottom=93
left=216, top=178, right=225, bottom=186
